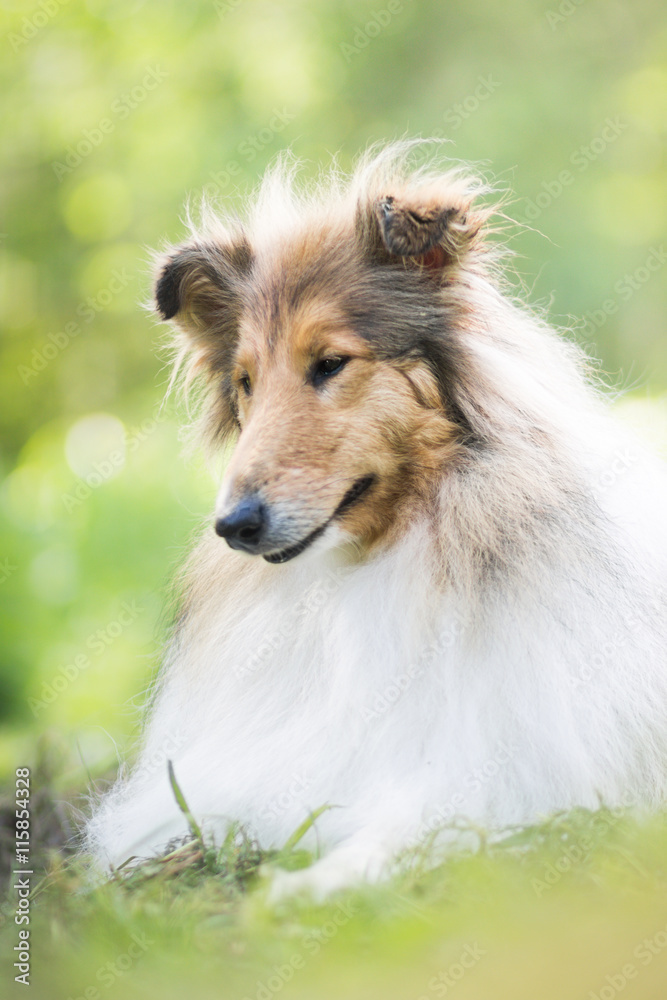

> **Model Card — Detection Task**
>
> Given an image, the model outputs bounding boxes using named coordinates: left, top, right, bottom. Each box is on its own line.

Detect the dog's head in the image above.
left=155, top=155, right=490, bottom=562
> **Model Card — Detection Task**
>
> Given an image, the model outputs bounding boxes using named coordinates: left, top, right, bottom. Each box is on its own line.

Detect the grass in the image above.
left=2, top=743, right=667, bottom=1000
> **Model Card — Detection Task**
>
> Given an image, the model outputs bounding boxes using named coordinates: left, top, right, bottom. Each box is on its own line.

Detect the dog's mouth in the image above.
left=263, top=475, right=376, bottom=564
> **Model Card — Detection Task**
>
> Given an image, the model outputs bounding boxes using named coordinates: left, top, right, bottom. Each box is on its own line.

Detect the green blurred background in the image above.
left=1, top=0, right=666, bottom=781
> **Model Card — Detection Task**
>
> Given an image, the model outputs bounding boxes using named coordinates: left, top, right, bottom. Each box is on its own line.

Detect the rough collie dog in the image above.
left=87, top=144, right=667, bottom=898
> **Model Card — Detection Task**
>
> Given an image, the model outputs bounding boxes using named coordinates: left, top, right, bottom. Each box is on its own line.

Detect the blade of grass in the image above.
left=281, top=804, right=338, bottom=854
left=168, top=760, right=204, bottom=844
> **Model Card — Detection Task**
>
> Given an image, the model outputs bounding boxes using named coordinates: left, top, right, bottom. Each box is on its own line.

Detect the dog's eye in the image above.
left=238, top=374, right=252, bottom=396
left=312, top=356, right=349, bottom=386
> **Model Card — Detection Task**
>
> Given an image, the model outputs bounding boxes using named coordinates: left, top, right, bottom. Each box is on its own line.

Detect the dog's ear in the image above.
left=358, top=183, right=484, bottom=274
left=154, top=235, right=252, bottom=345
left=154, top=234, right=252, bottom=443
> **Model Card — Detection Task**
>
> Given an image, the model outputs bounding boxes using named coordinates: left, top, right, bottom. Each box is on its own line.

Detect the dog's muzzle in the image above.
left=214, top=474, right=376, bottom=562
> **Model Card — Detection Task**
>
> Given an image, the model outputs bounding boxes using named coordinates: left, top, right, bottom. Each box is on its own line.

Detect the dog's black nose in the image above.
left=215, top=498, right=266, bottom=552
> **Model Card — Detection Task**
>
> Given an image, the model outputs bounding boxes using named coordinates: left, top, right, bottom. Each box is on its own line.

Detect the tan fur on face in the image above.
left=218, top=296, right=461, bottom=555
left=154, top=144, right=500, bottom=560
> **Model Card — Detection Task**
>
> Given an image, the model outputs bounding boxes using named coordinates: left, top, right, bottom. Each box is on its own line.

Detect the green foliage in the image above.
left=2, top=779, right=667, bottom=1000
left=2, top=739, right=667, bottom=998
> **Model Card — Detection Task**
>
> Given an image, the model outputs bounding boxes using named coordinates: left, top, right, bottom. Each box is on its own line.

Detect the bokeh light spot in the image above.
left=65, top=412, right=126, bottom=481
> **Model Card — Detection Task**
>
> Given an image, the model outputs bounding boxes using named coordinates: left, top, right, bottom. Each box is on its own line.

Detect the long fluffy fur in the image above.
left=86, top=143, right=667, bottom=896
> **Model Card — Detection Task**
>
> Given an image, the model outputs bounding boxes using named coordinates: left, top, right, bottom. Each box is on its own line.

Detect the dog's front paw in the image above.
left=266, top=863, right=353, bottom=905
left=266, top=844, right=389, bottom=905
